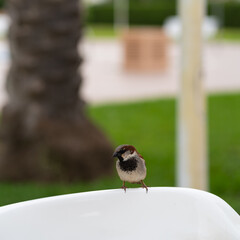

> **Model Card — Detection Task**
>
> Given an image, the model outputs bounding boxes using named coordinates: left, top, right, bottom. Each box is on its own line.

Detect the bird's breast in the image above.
left=118, top=158, right=137, bottom=172
left=116, top=158, right=146, bottom=183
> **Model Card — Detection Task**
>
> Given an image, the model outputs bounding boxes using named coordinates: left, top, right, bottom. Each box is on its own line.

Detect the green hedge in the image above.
left=88, top=4, right=114, bottom=24
left=0, top=0, right=4, bottom=9
left=2, top=0, right=240, bottom=28
left=87, top=1, right=240, bottom=28
left=87, top=1, right=176, bottom=26
left=129, top=4, right=176, bottom=26
left=224, top=2, right=240, bottom=28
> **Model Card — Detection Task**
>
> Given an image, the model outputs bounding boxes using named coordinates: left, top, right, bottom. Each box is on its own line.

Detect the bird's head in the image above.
left=112, top=144, right=139, bottom=162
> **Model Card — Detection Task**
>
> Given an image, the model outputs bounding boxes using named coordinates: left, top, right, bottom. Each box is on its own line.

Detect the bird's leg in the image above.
left=121, top=181, right=127, bottom=193
left=140, top=180, right=148, bottom=193
left=137, top=181, right=146, bottom=189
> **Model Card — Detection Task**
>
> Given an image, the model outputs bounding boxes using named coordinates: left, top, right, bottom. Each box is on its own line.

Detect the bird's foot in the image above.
left=121, top=185, right=127, bottom=193
left=140, top=180, right=148, bottom=193
left=121, top=181, right=127, bottom=193
left=142, top=185, right=148, bottom=193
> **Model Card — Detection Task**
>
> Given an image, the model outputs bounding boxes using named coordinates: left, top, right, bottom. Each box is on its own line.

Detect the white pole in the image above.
left=114, top=0, right=129, bottom=31
left=177, top=0, right=208, bottom=190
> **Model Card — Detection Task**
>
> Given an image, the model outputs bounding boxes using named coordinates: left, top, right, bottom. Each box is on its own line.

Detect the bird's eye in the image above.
left=120, top=149, right=126, bottom=154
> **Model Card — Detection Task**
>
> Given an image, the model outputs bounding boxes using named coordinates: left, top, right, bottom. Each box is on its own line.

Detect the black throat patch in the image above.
left=119, top=158, right=137, bottom=172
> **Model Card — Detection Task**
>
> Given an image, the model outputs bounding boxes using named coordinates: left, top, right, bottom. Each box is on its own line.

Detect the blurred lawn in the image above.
left=0, top=93, right=240, bottom=214
left=86, top=24, right=118, bottom=39
left=214, top=28, right=240, bottom=42
left=86, top=25, right=240, bottom=42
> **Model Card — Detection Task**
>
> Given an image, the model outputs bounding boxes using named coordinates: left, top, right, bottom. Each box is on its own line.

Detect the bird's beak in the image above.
left=112, top=151, right=118, bottom=158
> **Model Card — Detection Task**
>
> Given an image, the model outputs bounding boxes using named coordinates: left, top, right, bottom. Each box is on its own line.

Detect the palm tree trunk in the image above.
left=0, top=0, right=113, bottom=181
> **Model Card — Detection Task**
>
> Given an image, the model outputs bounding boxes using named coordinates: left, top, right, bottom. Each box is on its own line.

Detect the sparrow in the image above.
left=113, top=144, right=148, bottom=192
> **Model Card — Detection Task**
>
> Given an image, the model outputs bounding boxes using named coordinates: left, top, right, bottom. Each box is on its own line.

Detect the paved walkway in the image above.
left=81, top=40, right=240, bottom=104
left=1, top=39, right=240, bottom=108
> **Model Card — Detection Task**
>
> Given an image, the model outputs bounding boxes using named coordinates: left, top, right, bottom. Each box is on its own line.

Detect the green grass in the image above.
left=86, top=24, right=118, bottom=39
left=0, top=93, right=240, bottom=214
left=86, top=25, right=240, bottom=43
left=214, top=28, right=240, bottom=42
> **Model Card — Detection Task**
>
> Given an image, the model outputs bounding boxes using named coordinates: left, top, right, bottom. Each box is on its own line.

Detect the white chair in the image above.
left=0, top=187, right=240, bottom=240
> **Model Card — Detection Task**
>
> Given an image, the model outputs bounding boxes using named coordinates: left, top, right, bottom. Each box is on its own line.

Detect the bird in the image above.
left=112, top=144, right=148, bottom=193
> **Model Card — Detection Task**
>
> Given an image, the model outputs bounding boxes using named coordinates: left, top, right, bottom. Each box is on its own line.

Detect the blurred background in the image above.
left=0, top=0, right=240, bottom=214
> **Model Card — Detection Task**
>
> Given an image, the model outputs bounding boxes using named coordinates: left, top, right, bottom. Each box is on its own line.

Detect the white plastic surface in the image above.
left=0, top=187, right=240, bottom=240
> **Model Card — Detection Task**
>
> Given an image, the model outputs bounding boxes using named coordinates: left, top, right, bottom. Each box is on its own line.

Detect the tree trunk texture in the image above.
left=0, top=0, right=113, bottom=181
